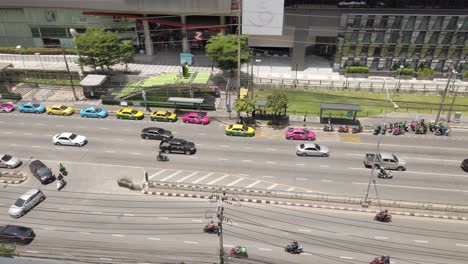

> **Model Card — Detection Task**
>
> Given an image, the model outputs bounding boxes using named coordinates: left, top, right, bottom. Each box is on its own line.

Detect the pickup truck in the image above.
left=363, top=152, right=407, bottom=171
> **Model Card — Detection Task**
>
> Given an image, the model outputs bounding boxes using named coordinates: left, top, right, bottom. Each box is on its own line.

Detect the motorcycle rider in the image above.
left=380, top=256, right=390, bottom=264
left=56, top=174, right=65, bottom=190
left=370, top=257, right=380, bottom=264
left=379, top=209, right=389, bottom=221
left=378, top=166, right=387, bottom=178
left=290, top=240, right=299, bottom=250
left=207, top=220, right=216, bottom=231
left=235, top=245, right=242, bottom=254
left=157, top=150, right=168, bottom=161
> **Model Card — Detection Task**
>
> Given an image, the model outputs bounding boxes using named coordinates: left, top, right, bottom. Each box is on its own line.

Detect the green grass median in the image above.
left=254, top=89, right=468, bottom=117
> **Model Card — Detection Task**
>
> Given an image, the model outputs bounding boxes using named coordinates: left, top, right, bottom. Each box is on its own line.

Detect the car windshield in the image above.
left=157, top=129, right=164, bottom=133
left=60, top=105, right=68, bottom=110
left=69, top=134, right=77, bottom=140
left=96, top=108, right=102, bottom=112
left=300, top=144, right=305, bottom=149
left=315, top=144, right=321, bottom=150
left=165, top=112, right=170, bottom=116
left=37, top=167, right=50, bottom=175
left=304, top=129, right=310, bottom=134
left=242, top=126, right=248, bottom=131
left=1, top=154, right=12, bottom=162
left=131, top=110, right=138, bottom=114
left=32, top=103, right=40, bottom=108
left=228, top=125, right=233, bottom=129
left=393, top=155, right=399, bottom=162
left=14, top=198, right=25, bottom=207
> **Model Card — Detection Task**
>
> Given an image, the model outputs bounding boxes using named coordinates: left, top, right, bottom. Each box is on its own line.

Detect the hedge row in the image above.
left=396, top=68, right=414, bottom=75
left=0, top=93, right=22, bottom=101
left=346, top=66, right=369, bottom=74
left=0, top=47, right=76, bottom=55
left=417, top=68, right=435, bottom=77
left=464, top=71, right=468, bottom=78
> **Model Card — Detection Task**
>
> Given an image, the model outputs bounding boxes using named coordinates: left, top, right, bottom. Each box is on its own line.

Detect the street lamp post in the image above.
left=15, top=45, right=27, bottom=70
left=446, top=71, right=459, bottom=122
left=34, top=53, right=45, bottom=71
left=362, top=78, right=398, bottom=207
left=396, top=65, right=404, bottom=93
left=61, top=47, right=78, bottom=102
left=435, top=68, right=456, bottom=124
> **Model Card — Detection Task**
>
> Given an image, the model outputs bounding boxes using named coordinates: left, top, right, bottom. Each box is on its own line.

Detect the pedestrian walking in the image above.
left=303, top=114, right=307, bottom=127
left=144, top=171, right=149, bottom=183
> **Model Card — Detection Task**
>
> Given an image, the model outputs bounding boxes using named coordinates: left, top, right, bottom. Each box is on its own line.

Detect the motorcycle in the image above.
left=435, top=127, right=449, bottom=136
left=338, top=125, right=349, bottom=133
left=393, top=126, right=404, bottom=136
left=56, top=178, right=66, bottom=191
left=378, top=169, right=393, bottom=179
left=380, top=256, right=390, bottom=264
left=285, top=244, right=303, bottom=254
left=229, top=246, right=248, bottom=258
left=58, top=163, right=68, bottom=176
left=415, top=124, right=427, bottom=134
left=410, top=121, right=417, bottom=132
left=352, top=126, right=363, bottom=134
left=428, top=122, right=436, bottom=132
left=402, top=122, right=409, bottom=132
left=323, top=124, right=334, bottom=132
left=374, top=213, right=392, bottom=222
left=157, top=153, right=169, bottom=161
left=373, top=125, right=382, bottom=135
left=388, top=123, right=394, bottom=133
left=203, top=224, right=219, bottom=234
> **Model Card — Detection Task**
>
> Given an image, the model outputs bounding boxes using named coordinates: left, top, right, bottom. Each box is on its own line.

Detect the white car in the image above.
left=8, top=189, right=46, bottom=218
left=53, top=132, right=87, bottom=147
left=296, top=143, right=330, bottom=157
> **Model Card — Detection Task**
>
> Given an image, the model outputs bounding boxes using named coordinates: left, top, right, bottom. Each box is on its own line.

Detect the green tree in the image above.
left=233, top=98, right=256, bottom=117
left=119, top=40, right=135, bottom=72
left=74, top=27, right=123, bottom=72
left=205, top=33, right=250, bottom=72
left=266, top=91, right=288, bottom=116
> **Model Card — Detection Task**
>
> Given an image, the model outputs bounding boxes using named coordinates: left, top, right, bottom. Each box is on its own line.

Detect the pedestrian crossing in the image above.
left=146, top=168, right=310, bottom=192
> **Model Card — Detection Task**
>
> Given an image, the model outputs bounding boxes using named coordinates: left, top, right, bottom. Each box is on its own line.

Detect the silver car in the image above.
left=0, top=154, right=22, bottom=169
left=296, top=143, right=330, bottom=157
left=52, top=132, right=87, bottom=147
left=8, top=189, right=46, bottom=218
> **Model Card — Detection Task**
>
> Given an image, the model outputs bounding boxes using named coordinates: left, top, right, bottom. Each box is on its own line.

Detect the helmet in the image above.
left=385, top=209, right=388, bottom=213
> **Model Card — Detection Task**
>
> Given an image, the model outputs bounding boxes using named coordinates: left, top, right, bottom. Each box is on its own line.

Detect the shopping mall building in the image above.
left=0, top=0, right=467, bottom=72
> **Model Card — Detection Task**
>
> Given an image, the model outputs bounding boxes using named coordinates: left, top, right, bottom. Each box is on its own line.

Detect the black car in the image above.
left=0, top=225, right=36, bottom=244
left=141, top=127, right=173, bottom=141
left=29, top=160, right=55, bottom=184
left=159, top=138, right=196, bottom=155
left=462, top=159, right=468, bottom=172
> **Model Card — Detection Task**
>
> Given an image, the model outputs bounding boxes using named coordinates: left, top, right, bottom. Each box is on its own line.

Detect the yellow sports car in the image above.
left=46, top=105, right=74, bottom=116
left=116, top=108, right=144, bottom=120
left=150, top=110, right=178, bottom=122
left=225, top=124, right=255, bottom=137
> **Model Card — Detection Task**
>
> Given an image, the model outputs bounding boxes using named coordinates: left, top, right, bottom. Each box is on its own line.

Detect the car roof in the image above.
left=301, top=143, right=317, bottom=148
left=143, top=127, right=163, bottom=132
left=380, top=153, right=394, bottom=159
left=120, top=108, right=133, bottom=111
left=50, top=104, right=64, bottom=108
left=187, top=112, right=200, bottom=115
left=85, top=107, right=97, bottom=110
left=231, top=124, right=245, bottom=129
left=30, top=160, right=45, bottom=166
left=58, top=132, right=73, bottom=137
left=155, top=110, right=167, bottom=114
left=170, top=138, right=186, bottom=143
left=288, top=127, right=306, bottom=132
left=19, top=189, right=40, bottom=200
left=1, top=225, right=32, bottom=233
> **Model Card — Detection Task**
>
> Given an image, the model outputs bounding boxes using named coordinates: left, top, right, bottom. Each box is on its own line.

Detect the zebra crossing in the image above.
left=146, top=167, right=309, bottom=192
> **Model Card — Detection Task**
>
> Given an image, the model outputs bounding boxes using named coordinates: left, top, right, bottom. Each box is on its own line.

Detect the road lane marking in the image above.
left=26, top=251, right=39, bottom=253
left=266, top=161, right=277, bottom=164
left=340, top=256, right=354, bottom=260
left=246, top=180, right=261, bottom=188
left=147, top=237, right=160, bottom=240
left=157, top=217, right=169, bottom=220
left=258, top=248, right=272, bottom=251
left=2, top=131, right=12, bottom=134
left=176, top=171, right=199, bottom=182
left=287, top=187, right=296, bottom=191
left=9, top=144, right=20, bottom=147
left=99, top=258, right=112, bottom=261
left=160, top=170, right=183, bottom=181
left=242, top=160, right=252, bottom=162
left=130, top=152, right=141, bottom=155
left=55, top=124, right=64, bottom=127
left=220, top=145, right=230, bottom=148
left=267, top=183, right=278, bottom=190
left=149, top=169, right=168, bottom=180
left=349, top=167, right=468, bottom=178
left=218, top=158, right=229, bottom=161
left=296, top=164, right=305, bottom=166
left=374, top=236, right=388, bottom=240
left=208, top=175, right=230, bottom=185
left=321, top=180, right=333, bottom=182
left=320, top=165, right=329, bottom=168
left=192, top=172, right=215, bottom=184
left=189, top=156, right=198, bottom=159
left=80, top=232, right=91, bottom=235
left=351, top=182, right=468, bottom=193
left=243, top=147, right=252, bottom=149
left=105, top=150, right=115, bottom=153
left=123, top=213, right=135, bottom=217
left=112, top=234, right=125, bottom=237
left=226, top=178, right=244, bottom=186
left=191, top=219, right=202, bottom=222
left=303, top=253, right=312, bottom=256
left=296, top=178, right=308, bottom=181
left=99, top=127, right=109, bottom=130
left=184, top=241, right=198, bottom=244
left=262, top=176, right=275, bottom=178
left=456, top=244, right=468, bottom=247
left=298, top=229, right=311, bottom=232
left=23, top=132, right=33, bottom=136
left=223, top=244, right=234, bottom=248
left=267, top=148, right=277, bottom=151
left=414, top=240, right=429, bottom=243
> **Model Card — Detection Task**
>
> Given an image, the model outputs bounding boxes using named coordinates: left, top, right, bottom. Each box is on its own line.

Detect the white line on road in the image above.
left=91, top=212, right=102, bottom=214
left=296, top=178, right=308, bottom=181
left=82, top=149, right=89, bottom=152
left=220, top=145, right=230, bottom=148
left=374, top=236, right=388, bottom=240
left=149, top=169, right=168, bottom=180
left=287, top=187, right=296, bottom=191
left=176, top=171, right=199, bottom=182
left=99, top=127, right=109, bottom=130
left=223, top=244, right=234, bottom=248
left=321, top=179, right=333, bottom=183
left=296, top=163, right=305, bottom=166
left=112, top=234, right=125, bottom=237
left=184, top=241, right=198, bottom=244
left=320, top=165, right=329, bottom=168
left=31, top=146, right=40, bottom=148
left=99, top=258, right=112, bottom=261
left=192, top=172, right=215, bottom=184
left=414, top=240, right=429, bottom=243
left=267, top=148, right=277, bottom=151
left=80, top=232, right=91, bottom=235
left=242, top=160, right=252, bottom=162
left=262, top=176, right=275, bottom=178
left=352, top=182, right=468, bottom=193
left=160, top=170, right=183, bottom=181
left=2, top=131, right=12, bottom=134
left=123, top=214, right=135, bottom=217
left=456, top=244, right=468, bottom=247
left=130, top=152, right=141, bottom=155
left=246, top=180, right=261, bottom=188
left=267, top=183, right=278, bottom=190
left=105, top=150, right=115, bottom=153
left=226, top=178, right=244, bottom=187
left=340, top=256, right=354, bottom=260
left=189, top=156, right=198, bottom=159
left=55, top=124, right=64, bottom=127
left=191, top=219, right=202, bottom=222
left=266, top=161, right=277, bottom=164
left=243, top=147, right=252, bottom=149
left=9, top=144, right=20, bottom=147
left=218, top=158, right=229, bottom=161
left=157, top=217, right=169, bottom=220
left=258, top=248, right=272, bottom=251
left=26, top=251, right=39, bottom=254
left=23, top=132, right=33, bottom=136
left=303, top=253, right=312, bottom=256
left=147, top=237, right=161, bottom=241
left=207, top=175, right=230, bottom=185
left=298, top=229, right=311, bottom=232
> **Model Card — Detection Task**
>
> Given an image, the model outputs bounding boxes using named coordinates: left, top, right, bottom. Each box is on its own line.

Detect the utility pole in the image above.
left=236, top=0, right=242, bottom=120
left=61, top=47, right=78, bottom=101
left=446, top=72, right=458, bottom=122
left=435, top=68, right=455, bottom=124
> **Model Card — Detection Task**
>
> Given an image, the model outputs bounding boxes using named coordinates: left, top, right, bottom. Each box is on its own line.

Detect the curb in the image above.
left=0, top=171, right=27, bottom=184
left=141, top=189, right=468, bottom=221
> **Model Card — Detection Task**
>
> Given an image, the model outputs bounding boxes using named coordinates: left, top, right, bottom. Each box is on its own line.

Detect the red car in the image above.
left=285, top=127, right=316, bottom=141
left=182, top=112, right=210, bottom=125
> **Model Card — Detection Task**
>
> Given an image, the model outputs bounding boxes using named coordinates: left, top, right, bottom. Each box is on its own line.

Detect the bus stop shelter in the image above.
left=168, top=97, right=204, bottom=111
left=320, top=103, right=361, bottom=125
left=80, top=74, right=108, bottom=99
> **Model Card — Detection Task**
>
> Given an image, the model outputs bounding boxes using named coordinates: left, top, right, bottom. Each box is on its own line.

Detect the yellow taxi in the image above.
left=46, top=105, right=74, bottom=116
left=150, top=110, right=178, bottom=122
left=116, top=108, right=144, bottom=120
left=225, top=124, right=255, bottom=137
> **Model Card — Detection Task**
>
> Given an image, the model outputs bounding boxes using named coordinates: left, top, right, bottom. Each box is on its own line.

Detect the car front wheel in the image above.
left=397, top=166, right=404, bottom=171
left=55, top=142, right=61, bottom=146
left=185, top=150, right=191, bottom=155
left=322, top=153, right=328, bottom=157
left=75, top=143, right=81, bottom=147
left=289, top=137, right=294, bottom=140
left=301, top=153, right=307, bottom=157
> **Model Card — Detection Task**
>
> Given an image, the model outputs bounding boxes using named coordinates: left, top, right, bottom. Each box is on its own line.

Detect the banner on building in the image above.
left=242, top=0, right=284, bottom=36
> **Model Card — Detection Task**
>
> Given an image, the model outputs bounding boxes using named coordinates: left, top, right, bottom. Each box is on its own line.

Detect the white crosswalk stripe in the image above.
left=206, top=174, right=230, bottom=185
left=176, top=171, right=199, bottom=183
left=192, top=172, right=215, bottom=184
left=148, top=169, right=167, bottom=180
left=246, top=180, right=261, bottom=188
left=226, top=178, right=244, bottom=187
left=160, top=170, right=183, bottom=181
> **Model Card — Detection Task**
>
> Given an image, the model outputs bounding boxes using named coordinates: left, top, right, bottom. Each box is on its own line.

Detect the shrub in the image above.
left=464, top=71, right=468, bottom=78
left=346, top=66, right=369, bottom=74
left=0, top=93, right=22, bottom=101
left=417, top=68, right=434, bottom=77
left=396, top=68, right=414, bottom=75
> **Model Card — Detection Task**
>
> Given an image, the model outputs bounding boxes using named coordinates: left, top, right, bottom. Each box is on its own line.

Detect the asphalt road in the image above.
left=1, top=185, right=467, bottom=264
left=1, top=112, right=467, bottom=203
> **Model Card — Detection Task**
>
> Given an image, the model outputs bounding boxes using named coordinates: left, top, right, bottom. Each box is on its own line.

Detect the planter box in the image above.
left=416, top=76, right=434, bottom=80
left=398, top=75, right=414, bottom=80
left=346, top=73, right=369, bottom=78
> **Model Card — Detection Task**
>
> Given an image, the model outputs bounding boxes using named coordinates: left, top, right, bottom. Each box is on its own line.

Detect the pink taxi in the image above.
left=0, top=101, right=15, bottom=113
left=182, top=112, right=210, bottom=125
left=285, top=127, right=316, bottom=141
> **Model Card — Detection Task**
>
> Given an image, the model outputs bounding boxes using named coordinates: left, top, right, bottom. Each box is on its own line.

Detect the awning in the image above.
left=320, top=103, right=361, bottom=112
left=80, top=74, right=107, bottom=86
left=168, top=97, right=204, bottom=104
